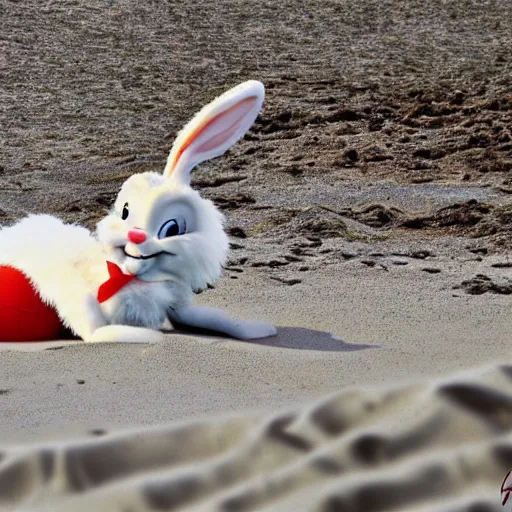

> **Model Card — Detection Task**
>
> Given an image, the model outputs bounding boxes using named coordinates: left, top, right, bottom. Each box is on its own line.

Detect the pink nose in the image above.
left=127, top=228, right=147, bottom=244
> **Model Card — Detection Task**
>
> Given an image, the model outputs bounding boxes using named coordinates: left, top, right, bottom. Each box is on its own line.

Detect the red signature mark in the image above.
left=502, top=470, right=512, bottom=506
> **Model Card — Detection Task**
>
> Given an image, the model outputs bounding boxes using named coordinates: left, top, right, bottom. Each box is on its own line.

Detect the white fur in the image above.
left=164, top=80, right=265, bottom=185
left=0, top=81, right=277, bottom=342
left=88, top=326, right=164, bottom=344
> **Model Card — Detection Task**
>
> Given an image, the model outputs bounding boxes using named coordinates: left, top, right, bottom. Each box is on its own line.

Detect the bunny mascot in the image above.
left=0, top=80, right=277, bottom=343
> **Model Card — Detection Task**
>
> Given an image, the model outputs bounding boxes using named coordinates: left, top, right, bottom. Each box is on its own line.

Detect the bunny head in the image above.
left=96, top=80, right=265, bottom=292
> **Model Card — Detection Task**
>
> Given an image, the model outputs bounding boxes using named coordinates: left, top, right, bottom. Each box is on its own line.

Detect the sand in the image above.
left=1, top=360, right=511, bottom=511
left=0, top=258, right=511, bottom=433
left=2, top=0, right=512, bottom=509
left=1, top=263, right=512, bottom=510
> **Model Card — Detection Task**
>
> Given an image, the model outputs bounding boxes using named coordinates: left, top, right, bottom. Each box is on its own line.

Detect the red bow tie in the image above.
left=97, top=261, right=137, bottom=303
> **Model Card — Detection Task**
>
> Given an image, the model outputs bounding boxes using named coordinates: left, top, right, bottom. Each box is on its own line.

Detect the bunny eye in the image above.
left=158, top=218, right=186, bottom=239
left=121, top=203, right=129, bottom=220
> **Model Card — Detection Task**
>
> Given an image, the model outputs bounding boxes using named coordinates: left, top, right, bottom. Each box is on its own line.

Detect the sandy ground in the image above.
left=1, top=259, right=512, bottom=435
left=1, top=363, right=511, bottom=512
left=1, top=0, right=512, bottom=510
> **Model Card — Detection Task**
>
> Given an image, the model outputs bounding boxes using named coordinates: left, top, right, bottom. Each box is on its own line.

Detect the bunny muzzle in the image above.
left=122, top=235, right=176, bottom=279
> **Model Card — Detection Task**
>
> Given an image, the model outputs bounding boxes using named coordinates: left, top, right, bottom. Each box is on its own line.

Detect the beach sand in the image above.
left=1, top=262, right=512, bottom=510
left=1, top=0, right=512, bottom=509
left=1, top=357, right=512, bottom=511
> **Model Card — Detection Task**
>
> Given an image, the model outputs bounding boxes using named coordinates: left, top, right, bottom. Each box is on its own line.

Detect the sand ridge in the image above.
left=1, top=363, right=511, bottom=511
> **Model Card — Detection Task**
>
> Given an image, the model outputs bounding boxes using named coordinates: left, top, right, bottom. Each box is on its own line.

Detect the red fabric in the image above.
left=97, top=261, right=136, bottom=303
left=0, top=266, right=62, bottom=342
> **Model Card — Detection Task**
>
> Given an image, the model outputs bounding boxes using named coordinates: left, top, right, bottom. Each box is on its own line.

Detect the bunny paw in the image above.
left=88, top=325, right=164, bottom=344
left=238, top=321, right=277, bottom=340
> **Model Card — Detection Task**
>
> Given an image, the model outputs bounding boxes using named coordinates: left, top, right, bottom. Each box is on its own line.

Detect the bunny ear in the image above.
left=163, top=80, right=265, bottom=185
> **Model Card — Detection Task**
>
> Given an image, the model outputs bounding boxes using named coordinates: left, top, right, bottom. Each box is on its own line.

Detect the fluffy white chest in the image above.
left=100, top=280, right=183, bottom=329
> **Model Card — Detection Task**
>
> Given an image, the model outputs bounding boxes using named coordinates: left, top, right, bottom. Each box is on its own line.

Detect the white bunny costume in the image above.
left=0, top=81, right=277, bottom=343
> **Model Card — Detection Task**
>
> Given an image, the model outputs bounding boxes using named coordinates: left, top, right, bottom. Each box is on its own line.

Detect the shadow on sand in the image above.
left=172, top=325, right=378, bottom=352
